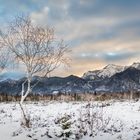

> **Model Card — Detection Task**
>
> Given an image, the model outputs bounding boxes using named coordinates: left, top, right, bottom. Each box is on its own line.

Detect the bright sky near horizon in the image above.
left=0, top=0, right=140, bottom=77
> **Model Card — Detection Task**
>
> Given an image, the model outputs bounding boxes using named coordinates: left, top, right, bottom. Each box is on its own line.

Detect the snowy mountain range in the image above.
left=82, top=64, right=126, bottom=80
left=1, top=62, right=140, bottom=95
left=83, top=62, right=140, bottom=80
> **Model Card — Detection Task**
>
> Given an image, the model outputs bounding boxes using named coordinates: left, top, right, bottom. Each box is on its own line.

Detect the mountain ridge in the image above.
left=0, top=62, right=140, bottom=95
left=82, top=62, right=140, bottom=80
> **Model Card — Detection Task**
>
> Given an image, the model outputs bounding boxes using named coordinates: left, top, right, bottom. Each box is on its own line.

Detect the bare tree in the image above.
left=0, top=15, right=70, bottom=127
left=0, top=33, right=10, bottom=73
left=0, top=49, right=9, bottom=73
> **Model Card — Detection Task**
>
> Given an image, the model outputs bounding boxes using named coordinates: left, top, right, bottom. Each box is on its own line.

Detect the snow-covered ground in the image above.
left=0, top=100, right=140, bottom=140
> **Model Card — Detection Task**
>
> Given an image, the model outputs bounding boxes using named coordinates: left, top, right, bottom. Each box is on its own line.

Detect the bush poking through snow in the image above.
left=77, top=102, right=111, bottom=138
left=55, top=114, right=73, bottom=138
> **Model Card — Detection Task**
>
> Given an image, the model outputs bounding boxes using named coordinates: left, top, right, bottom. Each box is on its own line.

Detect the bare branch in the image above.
left=0, top=15, right=70, bottom=104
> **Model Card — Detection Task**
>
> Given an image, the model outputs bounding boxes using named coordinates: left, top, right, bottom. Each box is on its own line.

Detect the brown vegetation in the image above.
left=0, top=92, right=140, bottom=102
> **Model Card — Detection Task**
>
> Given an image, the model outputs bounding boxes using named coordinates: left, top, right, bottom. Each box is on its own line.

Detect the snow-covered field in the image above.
left=0, top=100, right=140, bottom=140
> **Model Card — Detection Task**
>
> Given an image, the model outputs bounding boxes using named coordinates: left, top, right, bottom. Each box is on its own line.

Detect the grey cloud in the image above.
left=74, top=51, right=140, bottom=62
left=103, top=52, right=140, bottom=62
left=1, top=0, right=140, bottom=76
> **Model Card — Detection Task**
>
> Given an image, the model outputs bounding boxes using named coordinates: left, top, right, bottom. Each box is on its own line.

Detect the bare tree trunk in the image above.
left=19, top=75, right=31, bottom=127
left=19, top=102, right=30, bottom=128
left=20, top=77, right=31, bottom=105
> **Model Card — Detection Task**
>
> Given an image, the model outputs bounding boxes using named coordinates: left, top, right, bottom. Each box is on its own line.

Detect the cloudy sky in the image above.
left=0, top=0, right=140, bottom=77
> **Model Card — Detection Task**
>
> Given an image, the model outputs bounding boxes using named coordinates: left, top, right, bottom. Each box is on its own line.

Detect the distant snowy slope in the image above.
left=83, top=64, right=126, bottom=80
left=82, top=70, right=99, bottom=80
left=131, top=62, right=140, bottom=70
left=83, top=62, right=140, bottom=80
left=98, top=64, right=126, bottom=78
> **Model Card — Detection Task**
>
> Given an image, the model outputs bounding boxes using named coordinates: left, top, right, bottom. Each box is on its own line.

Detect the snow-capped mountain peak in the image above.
left=82, top=64, right=126, bottom=80
left=131, top=62, right=140, bottom=70
left=82, top=70, right=99, bottom=80
left=98, top=64, right=125, bottom=78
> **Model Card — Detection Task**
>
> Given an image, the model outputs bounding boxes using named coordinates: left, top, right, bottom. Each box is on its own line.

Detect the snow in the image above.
left=95, top=85, right=109, bottom=92
left=82, top=70, right=99, bottom=79
left=0, top=100, right=140, bottom=140
left=98, top=64, right=125, bottom=78
left=131, top=62, right=140, bottom=70
left=83, top=63, right=140, bottom=80
left=83, top=64, right=126, bottom=79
